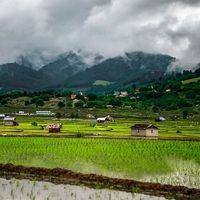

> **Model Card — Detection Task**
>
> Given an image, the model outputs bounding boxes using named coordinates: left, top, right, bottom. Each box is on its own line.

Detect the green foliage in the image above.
left=66, top=101, right=72, bottom=107
left=55, top=112, right=61, bottom=119
left=31, top=96, right=39, bottom=104
left=58, top=102, right=65, bottom=108
left=74, top=100, right=84, bottom=108
left=39, top=94, right=50, bottom=101
left=152, top=106, right=159, bottom=113
left=108, top=98, right=122, bottom=107
left=183, top=110, right=188, bottom=119
left=24, top=100, right=30, bottom=106
left=1, top=66, right=200, bottom=112
left=70, top=112, right=79, bottom=118
left=40, top=125, right=45, bottom=130
left=35, top=99, right=44, bottom=107
left=31, top=122, right=37, bottom=126
left=0, top=98, right=8, bottom=105
left=75, top=132, right=85, bottom=138
left=87, top=93, right=97, bottom=101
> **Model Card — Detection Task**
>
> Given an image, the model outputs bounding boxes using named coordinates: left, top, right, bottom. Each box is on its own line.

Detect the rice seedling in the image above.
left=0, top=137, right=199, bottom=188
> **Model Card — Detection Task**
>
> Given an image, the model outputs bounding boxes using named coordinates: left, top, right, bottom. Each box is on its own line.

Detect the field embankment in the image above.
left=0, top=163, right=199, bottom=199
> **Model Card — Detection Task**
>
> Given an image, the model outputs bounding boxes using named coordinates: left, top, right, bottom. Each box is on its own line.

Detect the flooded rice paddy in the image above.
left=0, top=178, right=166, bottom=200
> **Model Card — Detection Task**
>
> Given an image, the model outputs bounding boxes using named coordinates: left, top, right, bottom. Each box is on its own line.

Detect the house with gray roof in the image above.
left=131, top=124, right=158, bottom=137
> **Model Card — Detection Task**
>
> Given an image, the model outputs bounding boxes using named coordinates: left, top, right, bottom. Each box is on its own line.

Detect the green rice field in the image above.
left=0, top=115, right=200, bottom=138
left=0, top=137, right=199, bottom=188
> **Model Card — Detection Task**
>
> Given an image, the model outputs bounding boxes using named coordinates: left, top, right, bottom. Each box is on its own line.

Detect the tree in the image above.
left=24, top=100, right=30, bottom=106
left=31, top=122, right=37, bottom=126
left=182, top=110, right=188, bottom=119
left=58, top=102, right=65, bottom=108
left=35, top=99, right=44, bottom=107
left=31, top=96, right=40, bottom=104
left=0, top=98, right=8, bottom=105
left=74, top=100, right=84, bottom=108
left=55, top=112, right=61, bottom=119
left=40, top=94, right=50, bottom=101
left=66, top=101, right=72, bottom=107
left=87, top=93, right=97, bottom=101
left=70, top=112, right=79, bottom=118
left=152, top=106, right=159, bottom=113
left=108, top=98, right=122, bottom=107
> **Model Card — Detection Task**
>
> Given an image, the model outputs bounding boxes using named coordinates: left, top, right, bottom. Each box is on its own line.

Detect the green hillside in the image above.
left=93, top=80, right=113, bottom=86
left=182, top=76, right=200, bottom=84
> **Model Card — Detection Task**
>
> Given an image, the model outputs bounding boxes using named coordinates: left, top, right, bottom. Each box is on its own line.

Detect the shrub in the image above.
left=58, top=102, right=65, bottom=108
left=31, top=122, right=37, bottom=126
left=35, top=99, right=44, bottom=107
left=55, top=112, right=61, bottom=119
left=182, top=110, right=188, bottom=119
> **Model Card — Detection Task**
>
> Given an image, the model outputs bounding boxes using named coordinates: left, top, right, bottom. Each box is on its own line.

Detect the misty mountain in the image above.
left=0, top=51, right=177, bottom=90
left=39, top=51, right=104, bottom=85
left=0, top=63, right=48, bottom=89
left=64, top=52, right=175, bottom=88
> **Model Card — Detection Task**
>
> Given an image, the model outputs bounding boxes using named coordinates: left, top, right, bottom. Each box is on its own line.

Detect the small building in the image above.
left=70, top=94, right=77, bottom=100
left=155, top=116, right=166, bottom=122
left=97, top=115, right=113, bottom=123
left=106, top=105, right=113, bottom=108
left=165, top=88, right=171, bottom=93
left=36, top=111, right=54, bottom=116
left=86, top=114, right=96, bottom=119
left=0, top=114, right=6, bottom=119
left=3, top=117, right=18, bottom=126
left=114, top=91, right=128, bottom=98
left=131, top=124, right=158, bottom=137
left=47, top=123, right=61, bottom=133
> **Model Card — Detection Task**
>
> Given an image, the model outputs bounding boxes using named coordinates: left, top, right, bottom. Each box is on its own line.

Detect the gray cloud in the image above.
left=0, top=0, right=200, bottom=68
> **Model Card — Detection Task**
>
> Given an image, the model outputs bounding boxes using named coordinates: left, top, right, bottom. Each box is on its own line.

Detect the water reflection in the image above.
left=0, top=178, right=166, bottom=200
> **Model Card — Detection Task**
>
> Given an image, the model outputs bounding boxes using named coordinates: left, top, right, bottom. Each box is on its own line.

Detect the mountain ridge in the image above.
left=0, top=51, right=187, bottom=90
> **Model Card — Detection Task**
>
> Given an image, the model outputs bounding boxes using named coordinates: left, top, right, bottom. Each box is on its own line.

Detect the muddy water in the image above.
left=0, top=178, right=166, bottom=200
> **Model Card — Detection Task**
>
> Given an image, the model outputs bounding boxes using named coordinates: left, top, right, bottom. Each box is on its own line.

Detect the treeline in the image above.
left=0, top=67, right=200, bottom=111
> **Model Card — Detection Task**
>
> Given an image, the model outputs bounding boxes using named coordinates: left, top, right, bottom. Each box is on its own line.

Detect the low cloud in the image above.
left=0, top=0, right=200, bottom=68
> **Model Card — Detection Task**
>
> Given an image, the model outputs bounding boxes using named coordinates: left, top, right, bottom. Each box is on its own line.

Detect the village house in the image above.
left=165, top=88, right=171, bottom=93
left=70, top=94, right=77, bottom=100
left=3, top=117, right=18, bottom=126
left=155, top=116, right=166, bottom=122
left=36, top=111, right=54, bottom=116
left=47, top=123, right=62, bottom=133
left=131, top=124, right=158, bottom=137
left=97, top=115, right=113, bottom=123
left=0, top=114, right=6, bottom=119
left=86, top=114, right=96, bottom=119
left=114, top=91, right=128, bottom=98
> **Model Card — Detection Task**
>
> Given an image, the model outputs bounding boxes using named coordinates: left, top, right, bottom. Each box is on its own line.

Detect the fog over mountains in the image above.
left=0, top=50, right=190, bottom=90
left=0, top=0, right=200, bottom=66
left=1, top=49, right=200, bottom=91
left=0, top=0, right=200, bottom=91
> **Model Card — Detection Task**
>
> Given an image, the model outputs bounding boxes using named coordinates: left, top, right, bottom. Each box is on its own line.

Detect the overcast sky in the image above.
left=0, top=0, right=200, bottom=66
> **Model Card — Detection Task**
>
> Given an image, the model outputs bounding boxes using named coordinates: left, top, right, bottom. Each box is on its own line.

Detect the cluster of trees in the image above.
left=0, top=68, right=200, bottom=112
